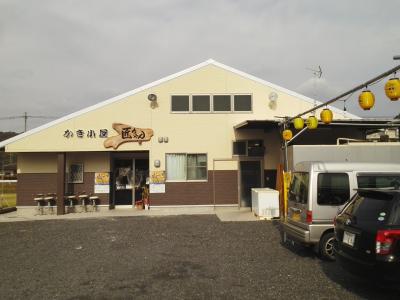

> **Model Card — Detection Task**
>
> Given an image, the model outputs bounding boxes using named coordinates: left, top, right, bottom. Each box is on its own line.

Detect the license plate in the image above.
left=343, top=231, right=355, bottom=247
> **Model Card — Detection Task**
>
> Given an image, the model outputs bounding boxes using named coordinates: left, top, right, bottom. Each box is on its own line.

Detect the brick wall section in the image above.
left=17, top=172, right=109, bottom=206
left=150, top=170, right=238, bottom=206
left=17, top=173, right=57, bottom=206
left=17, top=171, right=236, bottom=206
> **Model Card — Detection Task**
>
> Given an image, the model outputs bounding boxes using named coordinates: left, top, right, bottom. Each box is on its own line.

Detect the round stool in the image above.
left=65, top=195, right=77, bottom=213
left=89, top=195, right=99, bottom=212
left=78, top=194, right=89, bottom=213
left=33, top=194, right=45, bottom=215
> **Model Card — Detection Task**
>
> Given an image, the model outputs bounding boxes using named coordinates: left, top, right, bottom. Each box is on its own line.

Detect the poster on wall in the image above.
left=94, top=172, right=110, bottom=193
left=150, top=171, right=166, bottom=183
left=149, top=183, right=165, bottom=193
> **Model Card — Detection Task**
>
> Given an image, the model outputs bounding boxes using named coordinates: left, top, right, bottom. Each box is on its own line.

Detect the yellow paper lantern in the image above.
left=282, top=129, right=293, bottom=141
left=385, top=78, right=400, bottom=101
left=306, top=116, right=318, bottom=129
left=320, top=108, right=333, bottom=124
left=293, top=117, right=304, bottom=130
left=358, top=90, right=375, bottom=110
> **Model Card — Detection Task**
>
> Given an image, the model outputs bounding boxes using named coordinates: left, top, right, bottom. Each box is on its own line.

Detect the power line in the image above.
left=0, top=112, right=58, bottom=132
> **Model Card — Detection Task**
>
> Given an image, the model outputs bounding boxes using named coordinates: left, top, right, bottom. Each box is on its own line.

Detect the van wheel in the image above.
left=319, top=232, right=335, bottom=261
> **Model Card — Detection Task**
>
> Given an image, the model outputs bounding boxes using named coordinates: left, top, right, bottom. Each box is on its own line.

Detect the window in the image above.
left=166, top=153, right=207, bottom=181
left=233, top=141, right=247, bottom=155
left=357, top=174, right=400, bottom=189
left=232, top=140, right=264, bottom=157
left=344, top=192, right=394, bottom=226
left=289, top=172, right=309, bottom=204
left=171, top=94, right=251, bottom=113
left=317, top=173, right=349, bottom=205
left=171, top=95, right=189, bottom=112
left=234, top=95, right=252, bottom=111
left=192, top=95, right=210, bottom=112
left=187, top=154, right=207, bottom=180
left=69, top=163, right=84, bottom=183
left=213, top=95, right=231, bottom=111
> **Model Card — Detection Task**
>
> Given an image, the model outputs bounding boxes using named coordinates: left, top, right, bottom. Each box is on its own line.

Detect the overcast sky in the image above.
left=1, top=0, right=399, bottom=132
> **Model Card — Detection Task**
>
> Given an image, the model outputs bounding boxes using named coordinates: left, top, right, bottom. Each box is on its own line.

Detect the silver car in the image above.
left=280, top=161, right=400, bottom=260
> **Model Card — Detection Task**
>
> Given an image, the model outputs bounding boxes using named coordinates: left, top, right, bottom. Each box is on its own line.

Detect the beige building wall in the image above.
left=18, top=152, right=110, bottom=174
left=7, top=63, right=351, bottom=175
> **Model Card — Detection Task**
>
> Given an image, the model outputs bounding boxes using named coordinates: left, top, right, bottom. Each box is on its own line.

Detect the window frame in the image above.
left=170, top=94, right=252, bottom=114
left=212, top=94, right=232, bottom=113
left=68, top=162, right=84, bottom=184
left=191, top=94, right=211, bottom=113
left=317, top=172, right=350, bottom=206
left=232, top=139, right=264, bottom=157
left=233, top=94, right=253, bottom=113
left=165, top=153, right=208, bottom=182
left=171, top=95, right=190, bottom=113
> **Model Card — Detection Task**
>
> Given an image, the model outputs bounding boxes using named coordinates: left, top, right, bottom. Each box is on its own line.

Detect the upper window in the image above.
left=171, top=94, right=252, bottom=113
left=166, top=153, right=207, bottom=181
left=234, top=95, right=252, bottom=111
left=192, top=95, right=210, bottom=112
left=317, top=173, right=349, bottom=205
left=69, top=163, right=84, bottom=183
left=171, top=95, right=189, bottom=112
left=213, top=95, right=231, bottom=112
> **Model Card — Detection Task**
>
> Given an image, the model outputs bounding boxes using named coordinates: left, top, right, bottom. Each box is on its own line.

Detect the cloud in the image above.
left=0, top=0, right=399, bottom=131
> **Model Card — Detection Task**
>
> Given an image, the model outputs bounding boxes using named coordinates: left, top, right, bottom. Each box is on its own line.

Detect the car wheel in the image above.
left=319, top=232, right=335, bottom=261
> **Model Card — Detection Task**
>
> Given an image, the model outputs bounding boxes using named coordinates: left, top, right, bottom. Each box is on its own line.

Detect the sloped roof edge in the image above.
left=0, top=58, right=358, bottom=148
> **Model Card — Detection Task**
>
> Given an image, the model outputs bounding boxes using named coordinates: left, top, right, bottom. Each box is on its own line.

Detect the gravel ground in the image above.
left=0, top=215, right=399, bottom=299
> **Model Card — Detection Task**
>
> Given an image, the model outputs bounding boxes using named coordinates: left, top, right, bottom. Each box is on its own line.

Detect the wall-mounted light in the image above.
left=148, top=94, right=157, bottom=101
left=154, top=160, right=161, bottom=168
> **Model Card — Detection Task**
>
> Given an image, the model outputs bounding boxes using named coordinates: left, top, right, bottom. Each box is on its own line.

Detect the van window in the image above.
left=289, top=172, right=309, bottom=204
left=357, top=174, right=400, bottom=189
left=317, top=173, right=349, bottom=206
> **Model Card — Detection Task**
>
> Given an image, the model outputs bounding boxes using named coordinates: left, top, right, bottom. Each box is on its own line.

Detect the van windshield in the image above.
left=289, top=172, right=309, bottom=204
left=357, top=174, right=400, bottom=189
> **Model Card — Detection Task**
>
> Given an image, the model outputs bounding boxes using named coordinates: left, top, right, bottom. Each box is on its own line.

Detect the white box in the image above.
left=251, top=188, right=280, bottom=218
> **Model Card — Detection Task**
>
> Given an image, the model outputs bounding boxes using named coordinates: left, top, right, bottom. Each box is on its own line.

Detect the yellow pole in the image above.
left=282, top=171, right=292, bottom=219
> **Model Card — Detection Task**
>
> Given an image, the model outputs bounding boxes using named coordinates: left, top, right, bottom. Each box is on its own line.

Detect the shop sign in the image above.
left=63, top=129, right=108, bottom=139
left=104, top=123, right=154, bottom=150
left=94, top=172, right=110, bottom=193
left=150, top=171, right=166, bottom=184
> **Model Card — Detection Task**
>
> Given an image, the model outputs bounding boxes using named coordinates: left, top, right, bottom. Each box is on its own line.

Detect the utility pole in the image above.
left=24, top=112, right=28, bottom=132
left=0, top=113, right=57, bottom=132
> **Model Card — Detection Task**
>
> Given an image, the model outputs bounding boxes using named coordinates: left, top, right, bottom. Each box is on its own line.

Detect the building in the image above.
left=0, top=59, right=361, bottom=214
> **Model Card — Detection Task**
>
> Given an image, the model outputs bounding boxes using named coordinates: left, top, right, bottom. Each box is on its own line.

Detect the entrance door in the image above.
left=240, top=161, right=262, bottom=207
left=113, top=159, right=134, bottom=205
left=110, top=155, right=150, bottom=208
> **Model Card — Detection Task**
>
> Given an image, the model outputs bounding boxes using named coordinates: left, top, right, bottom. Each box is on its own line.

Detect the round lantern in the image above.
left=358, top=90, right=375, bottom=110
left=320, top=108, right=333, bottom=124
left=384, top=78, right=400, bottom=101
left=282, top=129, right=293, bottom=141
left=306, top=116, right=318, bottom=129
left=293, top=117, right=304, bottom=130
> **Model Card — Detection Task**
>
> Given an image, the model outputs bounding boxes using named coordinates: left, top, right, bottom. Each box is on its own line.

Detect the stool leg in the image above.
left=69, top=199, right=73, bottom=213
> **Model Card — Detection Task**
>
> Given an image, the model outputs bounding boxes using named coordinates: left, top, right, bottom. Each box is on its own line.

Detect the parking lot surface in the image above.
left=0, top=215, right=399, bottom=299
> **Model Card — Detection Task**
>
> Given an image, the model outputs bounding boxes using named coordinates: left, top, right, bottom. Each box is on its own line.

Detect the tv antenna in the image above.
left=306, top=65, right=323, bottom=78
left=0, top=112, right=58, bottom=132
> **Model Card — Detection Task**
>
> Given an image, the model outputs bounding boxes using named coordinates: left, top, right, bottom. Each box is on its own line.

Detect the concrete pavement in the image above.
left=0, top=205, right=262, bottom=223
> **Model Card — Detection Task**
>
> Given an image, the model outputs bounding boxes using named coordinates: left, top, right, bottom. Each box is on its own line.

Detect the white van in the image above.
left=280, top=161, right=400, bottom=260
